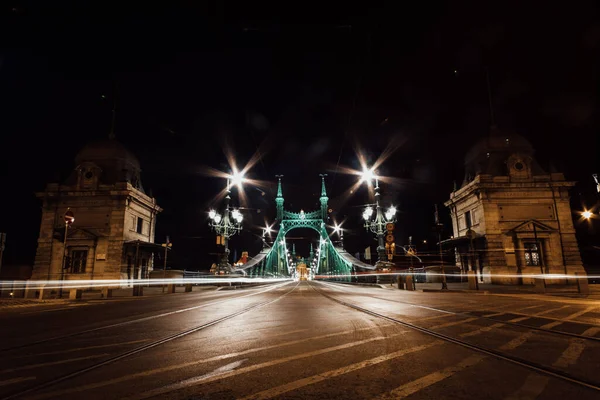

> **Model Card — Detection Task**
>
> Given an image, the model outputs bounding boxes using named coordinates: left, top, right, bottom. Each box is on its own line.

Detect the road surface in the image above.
left=1, top=281, right=600, bottom=399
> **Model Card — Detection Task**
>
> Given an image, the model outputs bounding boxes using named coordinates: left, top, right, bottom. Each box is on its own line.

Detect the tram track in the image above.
left=0, top=282, right=298, bottom=400
left=319, top=281, right=600, bottom=343
left=310, top=281, right=600, bottom=393
left=0, top=281, right=291, bottom=354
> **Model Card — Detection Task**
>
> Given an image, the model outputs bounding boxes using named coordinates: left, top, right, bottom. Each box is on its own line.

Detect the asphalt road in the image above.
left=1, top=281, right=600, bottom=399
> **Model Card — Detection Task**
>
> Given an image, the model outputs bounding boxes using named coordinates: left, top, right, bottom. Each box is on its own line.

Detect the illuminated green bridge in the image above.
left=234, top=176, right=376, bottom=279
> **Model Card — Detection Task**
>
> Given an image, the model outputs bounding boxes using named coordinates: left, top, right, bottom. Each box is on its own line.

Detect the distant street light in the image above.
left=582, top=210, right=593, bottom=220
left=208, top=175, right=245, bottom=274
left=361, top=171, right=396, bottom=264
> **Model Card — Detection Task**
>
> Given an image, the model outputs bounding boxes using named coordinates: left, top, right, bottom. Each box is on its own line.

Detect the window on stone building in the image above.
left=524, top=242, right=541, bottom=266
left=70, top=250, right=88, bottom=273
left=465, top=211, right=472, bottom=229
left=136, top=217, right=143, bottom=234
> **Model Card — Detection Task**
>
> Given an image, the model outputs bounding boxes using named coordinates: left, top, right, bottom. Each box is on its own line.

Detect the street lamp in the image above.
left=582, top=210, right=593, bottom=220
left=361, top=175, right=396, bottom=264
left=333, top=223, right=344, bottom=247
left=208, top=175, right=245, bottom=274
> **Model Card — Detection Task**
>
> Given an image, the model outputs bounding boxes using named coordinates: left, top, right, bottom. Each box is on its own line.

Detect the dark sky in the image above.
left=1, top=3, right=599, bottom=269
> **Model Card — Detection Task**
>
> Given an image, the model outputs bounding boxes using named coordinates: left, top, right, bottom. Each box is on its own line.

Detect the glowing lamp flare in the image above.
left=209, top=210, right=217, bottom=220
left=360, top=166, right=376, bottom=183
left=230, top=170, right=246, bottom=188
left=582, top=210, right=593, bottom=219
left=213, top=214, right=222, bottom=224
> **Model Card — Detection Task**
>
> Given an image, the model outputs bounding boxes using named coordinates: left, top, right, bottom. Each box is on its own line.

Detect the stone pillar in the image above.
left=397, top=275, right=404, bottom=290
left=166, top=284, right=176, bottom=293
left=101, top=287, right=113, bottom=298
left=405, top=275, right=414, bottom=291
left=69, top=289, right=83, bottom=300
left=185, top=284, right=192, bottom=292
left=576, top=273, right=589, bottom=295
left=468, top=271, right=478, bottom=290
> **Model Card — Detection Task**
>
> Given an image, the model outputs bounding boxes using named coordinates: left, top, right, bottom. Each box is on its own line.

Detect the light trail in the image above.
left=0, top=277, right=291, bottom=290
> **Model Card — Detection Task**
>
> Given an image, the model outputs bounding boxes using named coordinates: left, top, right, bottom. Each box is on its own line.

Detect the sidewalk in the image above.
left=384, top=281, right=600, bottom=300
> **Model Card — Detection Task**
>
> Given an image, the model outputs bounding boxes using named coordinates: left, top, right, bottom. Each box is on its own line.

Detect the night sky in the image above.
left=1, top=3, right=599, bottom=270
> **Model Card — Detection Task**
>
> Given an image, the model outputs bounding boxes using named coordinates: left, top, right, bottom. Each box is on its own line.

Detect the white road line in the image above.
left=13, top=339, right=151, bottom=358
left=540, top=320, right=563, bottom=329
left=0, top=376, right=36, bottom=387
left=376, top=320, right=534, bottom=399
left=563, top=306, right=597, bottom=321
left=417, top=313, right=455, bottom=322
left=29, top=324, right=399, bottom=399
left=373, top=354, right=486, bottom=399
left=125, top=334, right=407, bottom=400
left=534, top=305, right=571, bottom=317
left=483, top=311, right=506, bottom=317
left=514, top=304, right=546, bottom=312
left=241, top=320, right=510, bottom=400
left=238, top=342, right=442, bottom=400
left=553, top=339, right=586, bottom=368
left=0, top=354, right=109, bottom=374
left=505, top=338, right=587, bottom=399
left=429, top=317, right=478, bottom=330
left=582, top=327, right=600, bottom=337
left=499, top=332, right=534, bottom=351
left=459, top=323, right=505, bottom=338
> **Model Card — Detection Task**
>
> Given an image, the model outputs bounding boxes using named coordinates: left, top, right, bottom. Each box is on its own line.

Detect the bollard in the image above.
left=576, top=272, right=589, bottom=295
left=467, top=271, right=478, bottom=290
left=166, top=284, right=176, bottom=294
left=38, top=285, right=52, bottom=299
left=69, top=289, right=83, bottom=300
left=24, top=282, right=38, bottom=299
left=185, top=284, right=193, bottom=293
left=534, top=277, right=546, bottom=293
left=133, top=286, right=144, bottom=296
left=397, top=275, right=404, bottom=290
left=101, top=287, right=113, bottom=298
left=405, top=275, right=414, bottom=291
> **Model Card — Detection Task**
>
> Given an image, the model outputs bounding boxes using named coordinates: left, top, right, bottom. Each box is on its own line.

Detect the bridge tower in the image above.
left=275, top=175, right=284, bottom=222
left=319, top=174, right=328, bottom=222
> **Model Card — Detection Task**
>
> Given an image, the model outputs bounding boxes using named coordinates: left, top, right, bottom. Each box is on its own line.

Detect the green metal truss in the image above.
left=237, top=176, right=374, bottom=280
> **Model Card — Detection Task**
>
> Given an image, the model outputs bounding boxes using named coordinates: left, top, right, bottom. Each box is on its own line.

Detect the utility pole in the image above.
left=162, top=235, right=170, bottom=293
left=0, top=233, right=5, bottom=277
left=60, top=208, right=75, bottom=298
left=435, top=205, right=448, bottom=290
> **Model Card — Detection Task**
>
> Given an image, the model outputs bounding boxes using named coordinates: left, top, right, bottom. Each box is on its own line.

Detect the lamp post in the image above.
left=208, top=175, right=245, bottom=274
left=361, top=176, right=396, bottom=265
left=59, top=208, right=75, bottom=298
left=333, top=223, right=344, bottom=248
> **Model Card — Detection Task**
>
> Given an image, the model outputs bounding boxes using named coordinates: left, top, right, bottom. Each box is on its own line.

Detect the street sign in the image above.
left=386, top=234, right=395, bottom=243
left=64, top=209, right=75, bottom=225
left=386, top=223, right=394, bottom=232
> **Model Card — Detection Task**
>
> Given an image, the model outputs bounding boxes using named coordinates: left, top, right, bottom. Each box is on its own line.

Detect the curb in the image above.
left=421, top=289, right=490, bottom=294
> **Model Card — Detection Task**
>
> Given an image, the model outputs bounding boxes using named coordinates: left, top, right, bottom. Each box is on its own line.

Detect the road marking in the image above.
left=507, top=316, right=530, bottom=323
left=429, top=317, right=478, bottom=330
left=499, top=332, right=533, bottom=351
left=0, top=354, right=109, bottom=374
left=124, top=334, right=407, bottom=400
left=29, top=324, right=400, bottom=399
left=241, top=316, right=508, bottom=400
left=534, top=305, right=570, bottom=316
left=563, top=306, right=597, bottom=321
left=553, top=339, right=586, bottom=368
left=483, top=311, right=506, bottom=317
left=14, top=339, right=150, bottom=358
left=0, top=376, right=36, bottom=387
left=459, top=323, right=505, bottom=337
left=417, top=313, right=455, bottom=322
left=540, top=320, right=563, bottom=329
left=238, top=342, right=442, bottom=400
left=514, top=304, right=545, bottom=312
left=505, top=338, right=587, bottom=399
left=582, top=327, right=600, bottom=337
left=373, top=354, right=486, bottom=399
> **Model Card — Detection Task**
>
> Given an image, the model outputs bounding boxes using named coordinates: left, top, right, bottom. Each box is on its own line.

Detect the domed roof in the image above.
left=69, top=138, right=144, bottom=191
left=75, top=138, right=140, bottom=170
left=464, top=126, right=534, bottom=165
left=461, top=126, right=546, bottom=186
